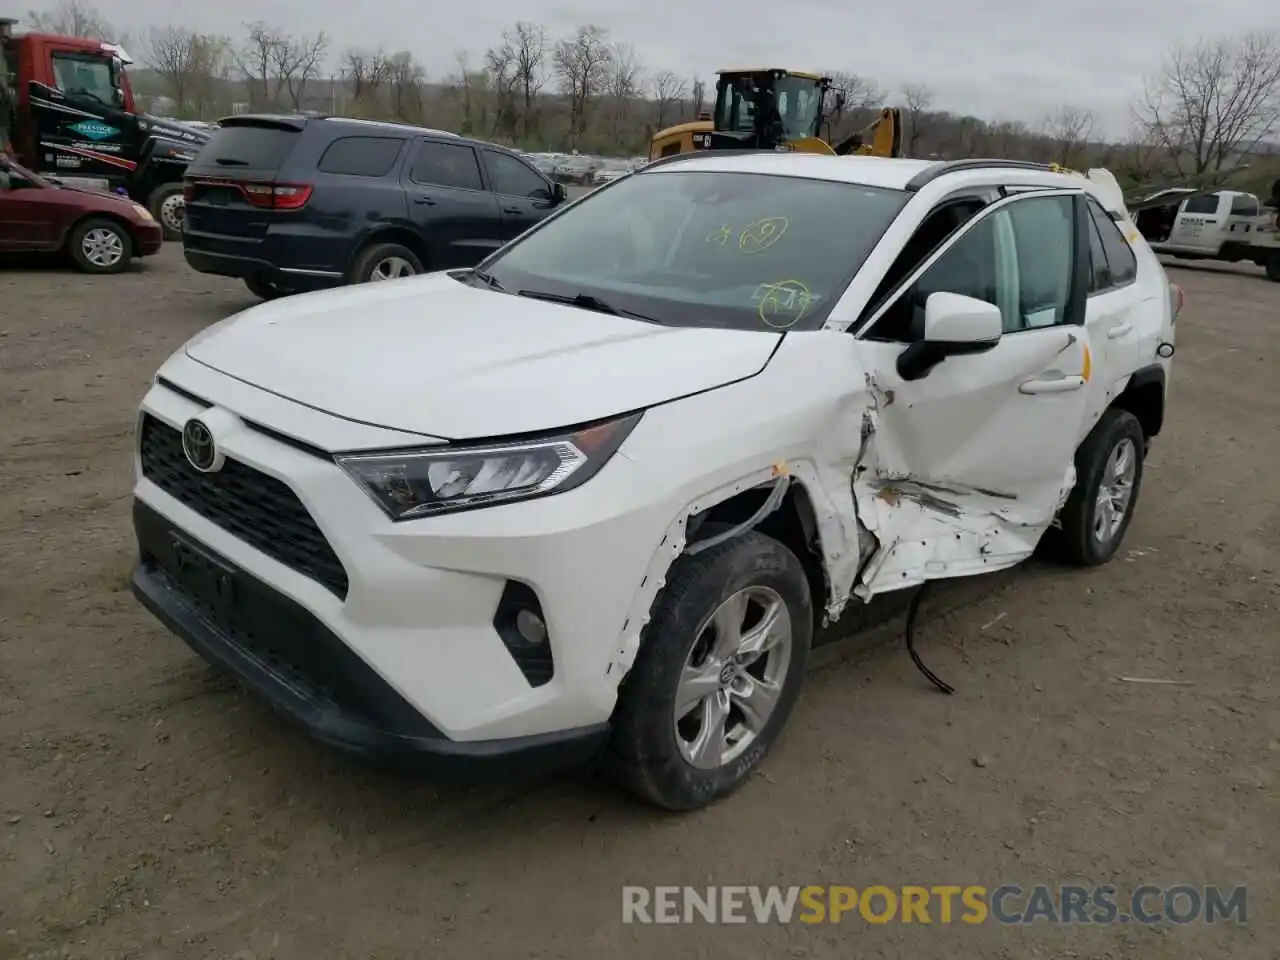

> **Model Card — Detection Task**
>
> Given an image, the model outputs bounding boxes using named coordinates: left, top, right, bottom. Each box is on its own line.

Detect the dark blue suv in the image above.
left=181, top=116, right=569, bottom=299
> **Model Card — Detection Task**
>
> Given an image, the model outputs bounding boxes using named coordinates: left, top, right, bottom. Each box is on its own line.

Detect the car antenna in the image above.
left=903, top=582, right=954, bottom=694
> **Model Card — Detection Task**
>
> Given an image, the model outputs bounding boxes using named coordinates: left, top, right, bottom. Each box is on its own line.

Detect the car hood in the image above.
left=184, top=273, right=781, bottom=440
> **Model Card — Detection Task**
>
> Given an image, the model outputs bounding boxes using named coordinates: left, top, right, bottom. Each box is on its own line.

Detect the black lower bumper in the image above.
left=130, top=500, right=609, bottom=782
left=181, top=246, right=338, bottom=292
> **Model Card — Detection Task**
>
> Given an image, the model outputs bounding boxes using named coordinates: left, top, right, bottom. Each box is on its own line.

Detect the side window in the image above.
left=316, top=136, right=404, bottom=177
left=408, top=141, right=483, bottom=191
left=1230, top=194, right=1259, bottom=217
left=484, top=150, right=550, bottom=198
left=1085, top=214, right=1111, bottom=293
left=1087, top=199, right=1137, bottom=286
left=865, top=194, right=1075, bottom=342
left=1005, top=195, right=1074, bottom=328
left=1182, top=193, right=1220, bottom=215
left=866, top=214, right=1000, bottom=342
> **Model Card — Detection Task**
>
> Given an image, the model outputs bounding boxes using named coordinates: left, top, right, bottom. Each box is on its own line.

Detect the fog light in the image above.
left=515, top=608, right=547, bottom=645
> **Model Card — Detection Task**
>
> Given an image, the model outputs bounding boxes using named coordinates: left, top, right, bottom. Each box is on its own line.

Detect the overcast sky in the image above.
left=57, top=0, right=1280, bottom=138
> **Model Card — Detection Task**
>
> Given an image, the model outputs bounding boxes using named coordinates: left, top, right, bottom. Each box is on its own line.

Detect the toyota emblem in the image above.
left=181, top=418, right=219, bottom=472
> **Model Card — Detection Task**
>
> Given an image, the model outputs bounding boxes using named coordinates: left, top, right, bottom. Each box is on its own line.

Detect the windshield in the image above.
left=51, top=52, right=123, bottom=107
left=480, top=169, right=909, bottom=332
left=715, top=75, right=825, bottom=142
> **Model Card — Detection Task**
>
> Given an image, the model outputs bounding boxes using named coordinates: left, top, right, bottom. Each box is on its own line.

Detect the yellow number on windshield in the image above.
left=738, top=216, right=789, bottom=254
left=753, top=279, right=812, bottom=329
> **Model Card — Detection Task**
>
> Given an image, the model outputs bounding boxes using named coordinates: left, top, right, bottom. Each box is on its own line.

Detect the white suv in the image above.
left=131, top=152, right=1179, bottom=810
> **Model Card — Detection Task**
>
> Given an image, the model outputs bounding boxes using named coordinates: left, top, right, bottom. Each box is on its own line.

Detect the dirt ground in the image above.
left=1, top=247, right=1277, bottom=959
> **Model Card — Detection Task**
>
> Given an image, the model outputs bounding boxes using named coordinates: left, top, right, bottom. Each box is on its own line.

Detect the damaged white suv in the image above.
left=131, top=152, right=1179, bottom=810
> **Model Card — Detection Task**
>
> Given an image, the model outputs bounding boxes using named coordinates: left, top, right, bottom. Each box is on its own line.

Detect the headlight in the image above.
left=133, top=203, right=154, bottom=221
left=336, top=412, right=642, bottom=520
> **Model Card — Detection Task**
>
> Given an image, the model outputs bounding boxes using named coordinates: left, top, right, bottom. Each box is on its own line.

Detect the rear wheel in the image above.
left=147, top=183, right=186, bottom=241
left=1041, top=407, right=1146, bottom=566
left=67, top=218, right=133, bottom=274
left=244, top=273, right=292, bottom=300
left=1266, top=250, right=1280, bottom=283
left=349, top=242, right=424, bottom=284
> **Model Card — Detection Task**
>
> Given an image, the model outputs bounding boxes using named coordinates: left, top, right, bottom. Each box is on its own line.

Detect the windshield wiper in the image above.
left=471, top=269, right=505, bottom=291
left=515, top=289, right=660, bottom=324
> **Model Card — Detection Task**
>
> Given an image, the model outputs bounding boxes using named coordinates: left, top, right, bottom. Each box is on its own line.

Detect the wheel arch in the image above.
left=351, top=225, right=430, bottom=271
left=1112, top=363, right=1165, bottom=441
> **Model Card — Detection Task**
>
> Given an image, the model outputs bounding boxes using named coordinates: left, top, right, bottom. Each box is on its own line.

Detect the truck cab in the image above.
left=1, top=19, right=209, bottom=238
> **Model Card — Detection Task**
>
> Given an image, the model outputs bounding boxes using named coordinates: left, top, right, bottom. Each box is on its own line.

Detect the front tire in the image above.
left=147, top=183, right=186, bottom=241
left=1044, top=407, right=1146, bottom=566
left=67, top=218, right=133, bottom=274
left=604, top=530, right=812, bottom=811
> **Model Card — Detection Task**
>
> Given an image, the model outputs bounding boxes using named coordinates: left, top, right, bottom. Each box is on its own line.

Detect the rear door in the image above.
left=1081, top=196, right=1152, bottom=424
left=182, top=117, right=305, bottom=243
left=401, top=138, right=502, bottom=268
left=478, top=148, right=562, bottom=242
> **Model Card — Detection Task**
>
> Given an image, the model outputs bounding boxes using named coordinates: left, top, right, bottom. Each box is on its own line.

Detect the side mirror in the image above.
left=552, top=182, right=566, bottom=203
left=897, top=292, right=1002, bottom=381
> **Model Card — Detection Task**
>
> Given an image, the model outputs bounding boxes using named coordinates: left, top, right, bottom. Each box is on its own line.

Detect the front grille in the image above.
left=139, top=414, right=349, bottom=599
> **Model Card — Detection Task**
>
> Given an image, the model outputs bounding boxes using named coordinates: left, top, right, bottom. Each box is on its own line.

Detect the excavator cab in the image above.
left=648, top=67, right=901, bottom=160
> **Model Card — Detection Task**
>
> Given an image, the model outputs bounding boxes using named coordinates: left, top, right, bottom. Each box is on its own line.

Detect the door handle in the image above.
left=413, top=196, right=435, bottom=206
left=1019, top=374, right=1086, bottom=395
left=502, top=205, right=522, bottom=214
left=1106, top=322, right=1133, bottom=339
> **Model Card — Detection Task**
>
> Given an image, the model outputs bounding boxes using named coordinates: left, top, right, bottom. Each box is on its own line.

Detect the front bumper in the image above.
left=135, top=223, right=164, bottom=256
left=131, top=498, right=610, bottom=779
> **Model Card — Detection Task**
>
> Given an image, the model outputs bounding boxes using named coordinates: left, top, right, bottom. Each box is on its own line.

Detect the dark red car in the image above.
left=0, top=155, right=163, bottom=273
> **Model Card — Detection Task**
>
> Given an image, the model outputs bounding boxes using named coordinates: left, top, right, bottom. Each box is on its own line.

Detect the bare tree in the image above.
left=344, top=48, right=389, bottom=107
left=231, top=22, right=286, bottom=109
left=901, top=83, right=933, bottom=155
left=824, top=71, right=881, bottom=141
left=385, top=51, right=425, bottom=122
left=484, top=37, right=522, bottom=138
left=690, top=78, right=707, bottom=119
left=649, top=70, right=686, bottom=130
left=553, top=25, right=613, bottom=142
left=1135, top=30, right=1280, bottom=176
left=143, top=27, right=228, bottom=117
left=510, top=22, right=547, bottom=137
left=605, top=42, right=642, bottom=140
left=24, top=0, right=114, bottom=39
left=444, top=51, right=492, bottom=135
left=1042, top=103, right=1094, bottom=165
left=270, top=31, right=329, bottom=112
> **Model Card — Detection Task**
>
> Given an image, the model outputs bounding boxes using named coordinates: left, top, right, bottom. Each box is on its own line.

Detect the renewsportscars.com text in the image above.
left=622, top=884, right=1247, bottom=925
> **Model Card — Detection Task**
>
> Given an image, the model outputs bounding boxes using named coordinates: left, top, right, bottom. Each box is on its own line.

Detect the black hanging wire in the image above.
left=904, top=582, right=954, bottom=694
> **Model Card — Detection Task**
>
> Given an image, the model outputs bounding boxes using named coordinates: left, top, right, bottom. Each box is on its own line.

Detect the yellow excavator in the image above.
left=649, top=68, right=902, bottom=161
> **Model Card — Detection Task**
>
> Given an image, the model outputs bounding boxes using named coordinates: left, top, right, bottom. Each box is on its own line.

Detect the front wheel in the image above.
left=604, top=530, right=813, bottom=811
left=147, top=183, right=186, bottom=241
left=1043, top=407, right=1146, bottom=566
left=67, top=218, right=133, bottom=274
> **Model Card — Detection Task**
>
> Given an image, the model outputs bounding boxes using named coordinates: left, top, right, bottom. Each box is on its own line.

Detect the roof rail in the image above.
left=904, top=158, right=1062, bottom=192
left=641, top=148, right=809, bottom=172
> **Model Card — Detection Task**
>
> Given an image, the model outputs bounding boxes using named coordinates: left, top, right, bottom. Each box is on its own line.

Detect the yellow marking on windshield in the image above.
left=755, top=279, right=812, bottom=329
left=739, top=216, right=789, bottom=254
left=705, top=224, right=733, bottom=245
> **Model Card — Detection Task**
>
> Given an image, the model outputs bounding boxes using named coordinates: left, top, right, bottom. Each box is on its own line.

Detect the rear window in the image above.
left=317, top=136, right=404, bottom=177
left=195, top=125, right=300, bottom=171
left=1182, top=193, right=1220, bottom=215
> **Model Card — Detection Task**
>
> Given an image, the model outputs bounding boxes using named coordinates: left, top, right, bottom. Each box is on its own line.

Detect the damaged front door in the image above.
left=849, top=189, right=1094, bottom=596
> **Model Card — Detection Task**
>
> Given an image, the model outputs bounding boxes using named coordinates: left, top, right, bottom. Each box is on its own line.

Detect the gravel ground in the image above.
left=0, top=247, right=1277, bottom=959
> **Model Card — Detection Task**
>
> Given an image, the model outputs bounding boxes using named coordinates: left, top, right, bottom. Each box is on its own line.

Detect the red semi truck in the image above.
left=1, top=17, right=209, bottom=239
